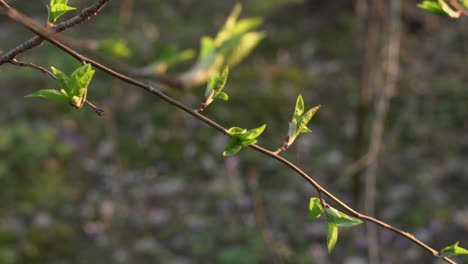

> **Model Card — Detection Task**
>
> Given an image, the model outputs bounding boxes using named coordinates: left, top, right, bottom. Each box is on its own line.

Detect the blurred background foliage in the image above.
left=0, top=0, right=467, bottom=263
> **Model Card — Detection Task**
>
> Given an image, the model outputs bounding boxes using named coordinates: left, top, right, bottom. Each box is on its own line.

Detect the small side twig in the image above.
left=85, top=100, right=105, bottom=116
left=8, top=59, right=56, bottom=79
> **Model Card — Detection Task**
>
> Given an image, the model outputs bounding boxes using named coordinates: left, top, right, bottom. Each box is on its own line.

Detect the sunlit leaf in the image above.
left=463, top=0, right=468, bottom=8
left=226, top=32, right=266, bottom=67
left=242, top=124, right=266, bottom=140
left=215, top=3, right=243, bottom=45
left=294, top=95, right=305, bottom=118
left=70, top=64, right=95, bottom=102
left=296, top=105, right=320, bottom=136
left=417, top=1, right=448, bottom=16
left=49, top=0, right=76, bottom=22
left=441, top=242, right=468, bottom=256
left=25, top=89, right=69, bottom=103
left=308, top=197, right=323, bottom=219
left=51, top=66, right=71, bottom=91
left=180, top=3, right=264, bottom=87
left=208, top=67, right=229, bottom=92
left=326, top=223, right=338, bottom=253
left=233, top=18, right=264, bottom=35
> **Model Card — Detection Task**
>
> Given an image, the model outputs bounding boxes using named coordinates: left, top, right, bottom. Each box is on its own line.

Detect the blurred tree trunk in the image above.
left=351, top=0, right=401, bottom=263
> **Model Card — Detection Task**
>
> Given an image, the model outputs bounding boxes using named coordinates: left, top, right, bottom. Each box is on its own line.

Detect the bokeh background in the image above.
left=0, top=0, right=467, bottom=263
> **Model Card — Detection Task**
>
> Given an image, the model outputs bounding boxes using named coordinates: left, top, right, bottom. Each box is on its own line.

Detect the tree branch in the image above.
left=0, top=5, right=458, bottom=264
left=0, top=0, right=112, bottom=65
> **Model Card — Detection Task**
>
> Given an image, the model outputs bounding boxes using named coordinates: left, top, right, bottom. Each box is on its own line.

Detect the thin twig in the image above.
left=0, top=6, right=458, bottom=264
left=8, top=59, right=56, bottom=79
left=0, top=0, right=112, bottom=65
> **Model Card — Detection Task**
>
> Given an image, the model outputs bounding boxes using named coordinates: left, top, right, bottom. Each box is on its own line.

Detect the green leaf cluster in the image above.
left=25, top=64, right=95, bottom=109
left=286, top=95, right=320, bottom=148
left=180, top=3, right=266, bottom=86
left=49, top=0, right=76, bottom=22
left=223, top=124, right=266, bottom=156
left=202, top=67, right=229, bottom=109
left=440, top=242, right=468, bottom=257
left=308, top=197, right=363, bottom=253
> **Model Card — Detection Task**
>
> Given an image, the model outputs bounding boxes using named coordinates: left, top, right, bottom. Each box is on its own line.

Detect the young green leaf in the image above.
left=326, top=223, right=339, bottom=253
left=242, top=124, right=266, bottom=140
left=294, top=94, right=305, bottom=119
left=208, top=67, right=229, bottom=92
left=441, top=242, right=468, bottom=256
left=223, top=138, right=243, bottom=156
left=51, top=66, right=70, bottom=89
left=325, top=207, right=363, bottom=227
left=227, top=127, right=246, bottom=135
left=296, top=105, right=320, bottom=137
left=49, top=0, right=76, bottom=22
left=200, top=67, right=230, bottom=110
left=213, top=92, right=229, bottom=101
left=282, top=95, right=320, bottom=150
left=69, top=64, right=95, bottom=108
left=308, top=197, right=323, bottom=219
left=417, top=1, right=448, bottom=16
left=223, top=124, right=267, bottom=156
left=226, top=31, right=266, bottom=67
left=25, top=89, right=69, bottom=103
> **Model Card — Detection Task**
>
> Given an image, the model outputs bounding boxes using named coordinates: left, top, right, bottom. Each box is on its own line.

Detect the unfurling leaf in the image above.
left=308, top=197, right=323, bottom=219
left=26, top=64, right=95, bottom=110
left=283, top=95, right=320, bottom=150
left=49, top=0, right=76, bottom=22
left=208, top=67, right=229, bottom=92
left=294, top=95, right=305, bottom=119
left=223, top=124, right=266, bottom=156
left=326, top=223, right=338, bottom=253
left=441, top=242, right=468, bottom=256
left=200, top=67, right=230, bottom=111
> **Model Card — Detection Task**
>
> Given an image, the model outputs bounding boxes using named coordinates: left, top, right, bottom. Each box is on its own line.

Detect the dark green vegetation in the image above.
left=0, top=0, right=467, bottom=263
